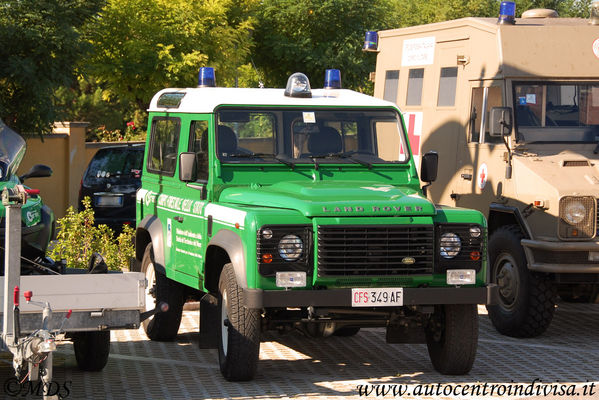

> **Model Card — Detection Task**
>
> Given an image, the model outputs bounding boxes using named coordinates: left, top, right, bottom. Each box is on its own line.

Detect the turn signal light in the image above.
left=262, top=254, right=273, bottom=264
left=470, top=251, right=481, bottom=261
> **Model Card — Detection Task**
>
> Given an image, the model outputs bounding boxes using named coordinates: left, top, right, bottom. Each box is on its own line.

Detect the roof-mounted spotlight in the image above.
left=324, top=69, right=342, bottom=89
left=198, top=67, right=216, bottom=87
left=498, top=1, right=516, bottom=25
left=362, top=31, right=379, bottom=52
left=284, top=72, right=312, bottom=98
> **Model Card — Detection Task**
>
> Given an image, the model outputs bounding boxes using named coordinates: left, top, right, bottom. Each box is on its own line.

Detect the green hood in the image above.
left=219, top=180, right=436, bottom=217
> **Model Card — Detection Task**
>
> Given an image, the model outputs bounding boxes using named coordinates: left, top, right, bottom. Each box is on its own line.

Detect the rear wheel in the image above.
left=73, top=331, right=110, bottom=372
left=426, top=304, right=478, bottom=375
left=486, top=225, right=556, bottom=337
left=217, top=263, right=260, bottom=381
left=141, top=243, right=185, bottom=341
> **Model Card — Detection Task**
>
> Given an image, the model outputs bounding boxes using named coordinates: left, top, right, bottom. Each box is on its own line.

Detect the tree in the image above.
left=0, top=0, right=103, bottom=134
left=252, top=0, right=396, bottom=92
left=392, top=0, right=498, bottom=27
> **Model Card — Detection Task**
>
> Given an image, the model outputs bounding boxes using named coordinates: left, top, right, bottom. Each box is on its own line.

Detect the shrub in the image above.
left=50, top=197, right=134, bottom=271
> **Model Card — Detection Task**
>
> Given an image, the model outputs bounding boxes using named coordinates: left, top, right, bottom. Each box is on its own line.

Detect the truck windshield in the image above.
left=513, top=82, right=599, bottom=142
left=215, top=108, right=409, bottom=165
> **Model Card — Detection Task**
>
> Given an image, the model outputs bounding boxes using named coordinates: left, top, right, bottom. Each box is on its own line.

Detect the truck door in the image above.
left=455, top=82, right=505, bottom=212
left=172, top=118, right=211, bottom=289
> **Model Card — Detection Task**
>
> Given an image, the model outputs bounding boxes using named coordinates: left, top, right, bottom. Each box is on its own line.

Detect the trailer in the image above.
left=1, top=185, right=148, bottom=399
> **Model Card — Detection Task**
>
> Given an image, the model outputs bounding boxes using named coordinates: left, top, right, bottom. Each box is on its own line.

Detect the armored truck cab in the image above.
left=373, top=9, right=599, bottom=338
left=135, top=70, right=496, bottom=381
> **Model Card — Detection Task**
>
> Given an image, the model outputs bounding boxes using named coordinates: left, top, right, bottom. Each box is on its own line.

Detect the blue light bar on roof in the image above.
left=198, top=67, right=216, bottom=87
left=498, top=1, right=516, bottom=25
left=362, top=31, right=379, bottom=52
left=324, top=69, right=341, bottom=89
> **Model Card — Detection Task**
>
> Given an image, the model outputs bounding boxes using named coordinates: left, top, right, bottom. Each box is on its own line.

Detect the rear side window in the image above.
left=147, top=117, right=180, bottom=175
left=84, top=147, right=143, bottom=185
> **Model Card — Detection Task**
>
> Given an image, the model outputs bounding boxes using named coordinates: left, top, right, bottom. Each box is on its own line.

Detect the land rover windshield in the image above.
left=215, top=108, right=409, bottom=165
left=513, top=82, right=599, bottom=142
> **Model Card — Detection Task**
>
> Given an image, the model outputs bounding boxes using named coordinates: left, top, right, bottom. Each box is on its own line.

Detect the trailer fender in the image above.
left=135, top=215, right=166, bottom=275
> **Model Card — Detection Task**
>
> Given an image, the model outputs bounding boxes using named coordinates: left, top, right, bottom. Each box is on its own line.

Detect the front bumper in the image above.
left=243, top=284, right=498, bottom=309
left=521, top=239, right=599, bottom=273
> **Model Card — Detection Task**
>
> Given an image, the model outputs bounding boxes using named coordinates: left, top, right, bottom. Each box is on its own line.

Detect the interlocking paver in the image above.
left=1, top=301, right=598, bottom=400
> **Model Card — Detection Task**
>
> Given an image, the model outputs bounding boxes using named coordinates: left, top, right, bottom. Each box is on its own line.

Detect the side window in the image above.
left=469, top=86, right=503, bottom=143
left=406, top=68, right=424, bottom=106
left=188, top=120, right=209, bottom=181
left=437, top=67, right=458, bottom=107
left=147, top=117, right=180, bottom=175
left=383, top=70, right=400, bottom=103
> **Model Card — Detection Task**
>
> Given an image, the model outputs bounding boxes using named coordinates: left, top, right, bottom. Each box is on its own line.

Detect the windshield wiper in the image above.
left=226, top=152, right=296, bottom=168
left=308, top=151, right=373, bottom=170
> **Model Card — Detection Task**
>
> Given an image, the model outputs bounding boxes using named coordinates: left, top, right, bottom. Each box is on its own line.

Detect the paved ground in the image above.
left=1, top=301, right=598, bottom=400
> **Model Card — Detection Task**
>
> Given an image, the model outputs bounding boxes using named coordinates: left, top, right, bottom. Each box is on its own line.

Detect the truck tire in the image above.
left=141, top=243, right=185, bottom=341
left=73, top=331, right=110, bottom=371
left=486, top=225, right=556, bottom=338
left=425, top=304, right=478, bottom=375
left=217, top=263, right=260, bottom=381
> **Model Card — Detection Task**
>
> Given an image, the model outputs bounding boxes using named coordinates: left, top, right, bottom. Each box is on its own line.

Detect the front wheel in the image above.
left=426, top=304, right=478, bottom=375
left=73, top=331, right=110, bottom=371
left=141, top=243, right=185, bottom=341
left=485, top=225, right=556, bottom=338
left=217, top=263, right=260, bottom=381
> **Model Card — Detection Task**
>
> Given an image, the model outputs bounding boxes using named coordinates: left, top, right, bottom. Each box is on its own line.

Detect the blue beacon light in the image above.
left=324, top=69, right=341, bottom=89
left=498, top=1, right=516, bottom=25
left=198, top=67, right=216, bottom=87
left=362, top=31, right=379, bottom=52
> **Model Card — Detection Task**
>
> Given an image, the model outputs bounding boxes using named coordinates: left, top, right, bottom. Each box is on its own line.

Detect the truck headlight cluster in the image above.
left=435, top=224, right=485, bottom=273
left=559, top=196, right=596, bottom=239
left=257, top=225, right=312, bottom=277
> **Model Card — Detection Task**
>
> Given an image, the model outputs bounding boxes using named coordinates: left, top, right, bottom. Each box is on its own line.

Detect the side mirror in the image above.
left=420, top=151, right=438, bottom=183
left=489, top=107, right=513, bottom=137
left=179, top=152, right=197, bottom=182
left=19, top=164, right=52, bottom=182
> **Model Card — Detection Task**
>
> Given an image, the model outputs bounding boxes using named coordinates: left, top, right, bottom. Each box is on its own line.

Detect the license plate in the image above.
left=95, top=195, right=123, bottom=207
left=351, top=288, right=403, bottom=307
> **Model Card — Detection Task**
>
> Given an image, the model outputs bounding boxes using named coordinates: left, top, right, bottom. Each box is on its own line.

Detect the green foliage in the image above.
left=252, top=0, right=395, bottom=92
left=392, top=0, right=498, bottom=27
left=0, top=0, right=104, bottom=134
left=50, top=197, right=134, bottom=271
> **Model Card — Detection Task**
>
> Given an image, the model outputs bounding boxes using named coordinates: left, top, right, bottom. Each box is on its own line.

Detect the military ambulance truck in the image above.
left=372, top=7, right=599, bottom=338
left=134, top=68, right=497, bottom=381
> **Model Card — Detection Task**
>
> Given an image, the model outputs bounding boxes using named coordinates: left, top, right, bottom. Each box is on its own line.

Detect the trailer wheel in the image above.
left=141, top=243, right=185, bottom=341
left=333, top=326, right=361, bottom=337
left=486, top=225, right=556, bottom=338
left=73, top=331, right=110, bottom=371
left=426, top=304, right=478, bottom=375
left=217, top=263, right=260, bottom=381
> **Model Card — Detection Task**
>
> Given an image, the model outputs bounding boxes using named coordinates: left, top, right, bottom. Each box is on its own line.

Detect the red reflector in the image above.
left=235, top=223, right=240, bottom=229
left=470, top=251, right=481, bottom=261
left=262, top=254, right=273, bottom=264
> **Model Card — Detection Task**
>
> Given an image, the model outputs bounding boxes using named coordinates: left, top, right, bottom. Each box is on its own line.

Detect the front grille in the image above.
left=316, top=225, right=434, bottom=277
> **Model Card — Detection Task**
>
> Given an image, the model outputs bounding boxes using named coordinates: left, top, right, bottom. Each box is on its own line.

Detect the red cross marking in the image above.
left=407, top=113, right=420, bottom=156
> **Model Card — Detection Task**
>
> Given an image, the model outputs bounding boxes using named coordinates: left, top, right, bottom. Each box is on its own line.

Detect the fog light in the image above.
left=276, top=271, right=307, bottom=288
left=446, top=269, right=475, bottom=285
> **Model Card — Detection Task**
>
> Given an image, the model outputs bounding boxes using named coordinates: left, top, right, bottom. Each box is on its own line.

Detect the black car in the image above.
left=79, top=144, right=144, bottom=233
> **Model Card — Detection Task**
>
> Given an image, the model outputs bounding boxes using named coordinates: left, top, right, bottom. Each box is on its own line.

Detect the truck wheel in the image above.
left=217, top=263, right=260, bottom=381
left=486, top=225, right=556, bottom=338
left=73, top=331, right=110, bottom=371
left=425, top=304, right=478, bottom=375
left=333, top=326, right=361, bottom=337
left=141, top=243, right=185, bottom=341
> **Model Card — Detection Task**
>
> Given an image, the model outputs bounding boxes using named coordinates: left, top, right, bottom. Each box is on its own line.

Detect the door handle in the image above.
left=460, top=173, right=473, bottom=181
left=174, top=216, right=184, bottom=223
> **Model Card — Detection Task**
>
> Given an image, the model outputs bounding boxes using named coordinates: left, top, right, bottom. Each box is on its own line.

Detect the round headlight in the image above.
left=262, top=229, right=273, bottom=240
left=470, top=226, right=481, bottom=238
left=440, top=233, right=461, bottom=259
left=278, top=234, right=303, bottom=261
left=564, top=201, right=587, bottom=225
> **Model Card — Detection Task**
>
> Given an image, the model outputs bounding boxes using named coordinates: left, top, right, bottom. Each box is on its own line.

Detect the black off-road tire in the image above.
left=486, top=225, right=556, bottom=338
left=73, top=331, right=111, bottom=372
left=426, top=304, right=478, bottom=375
left=333, top=326, right=361, bottom=337
left=217, top=263, right=260, bottom=381
left=141, top=243, right=185, bottom=341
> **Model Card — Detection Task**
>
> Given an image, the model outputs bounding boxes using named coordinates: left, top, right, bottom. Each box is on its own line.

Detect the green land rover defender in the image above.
left=135, top=69, right=498, bottom=381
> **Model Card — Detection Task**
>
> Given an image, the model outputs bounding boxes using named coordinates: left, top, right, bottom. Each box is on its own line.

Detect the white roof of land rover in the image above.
left=148, top=87, right=396, bottom=113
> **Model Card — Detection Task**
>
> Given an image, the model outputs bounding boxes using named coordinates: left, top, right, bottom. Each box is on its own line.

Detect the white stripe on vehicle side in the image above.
left=205, top=204, right=246, bottom=228
left=136, top=188, right=149, bottom=202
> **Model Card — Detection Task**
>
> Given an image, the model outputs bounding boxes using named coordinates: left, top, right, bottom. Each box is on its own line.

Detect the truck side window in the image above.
left=469, top=86, right=502, bottom=143
left=406, top=68, right=424, bottom=106
left=437, top=67, right=458, bottom=107
left=383, top=70, right=399, bottom=103
left=189, top=120, right=209, bottom=181
left=147, top=117, right=180, bottom=176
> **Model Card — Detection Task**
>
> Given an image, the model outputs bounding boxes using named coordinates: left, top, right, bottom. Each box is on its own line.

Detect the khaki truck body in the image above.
left=373, top=12, right=599, bottom=337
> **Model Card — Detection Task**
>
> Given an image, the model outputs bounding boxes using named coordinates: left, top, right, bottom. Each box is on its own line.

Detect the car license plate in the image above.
left=95, top=195, right=123, bottom=207
left=351, top=288, right=403, bottom=307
